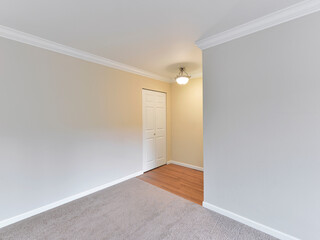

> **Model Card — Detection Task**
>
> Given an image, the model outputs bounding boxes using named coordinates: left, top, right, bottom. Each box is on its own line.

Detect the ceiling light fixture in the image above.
left=175, top=67, right=191, bottom=85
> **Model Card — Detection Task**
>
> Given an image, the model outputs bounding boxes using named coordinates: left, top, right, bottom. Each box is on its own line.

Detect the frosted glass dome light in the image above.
left=175, top=67, right=191, bottom=85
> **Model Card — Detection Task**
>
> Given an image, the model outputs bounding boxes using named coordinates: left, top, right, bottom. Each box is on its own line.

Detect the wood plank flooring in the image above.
left=137, top=164, right=203, bottom=205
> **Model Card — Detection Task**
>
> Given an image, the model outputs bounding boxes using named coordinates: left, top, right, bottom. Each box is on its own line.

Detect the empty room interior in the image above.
left=0, top=1, right=319, bottom=240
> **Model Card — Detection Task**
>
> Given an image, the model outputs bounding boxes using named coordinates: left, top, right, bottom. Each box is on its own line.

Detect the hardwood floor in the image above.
left=137, top=164, right=203, bottom=205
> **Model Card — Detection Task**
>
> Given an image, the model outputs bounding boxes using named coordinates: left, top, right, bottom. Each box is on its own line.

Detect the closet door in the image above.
left=142, top=89, right=166, bottom=172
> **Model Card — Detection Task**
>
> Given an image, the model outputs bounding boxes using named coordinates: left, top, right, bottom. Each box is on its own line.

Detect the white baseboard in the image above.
left=167, top=160, right=203, bottom=171
left=202, top=201, right=300, bottom=240
left=0, top=171, right=143, bottom=229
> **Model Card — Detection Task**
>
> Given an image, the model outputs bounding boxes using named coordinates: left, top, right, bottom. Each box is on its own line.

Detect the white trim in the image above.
left=202, top=201, right=300, bottom=240
left=0, top=171, right=143, bottom=229
left=0, top=25, right=170, bottom=82
left=190, top=72, right=203, bottom=79
left=167, top=160, right=203, bottom=171
left=196, top=0, right=320, bottom=50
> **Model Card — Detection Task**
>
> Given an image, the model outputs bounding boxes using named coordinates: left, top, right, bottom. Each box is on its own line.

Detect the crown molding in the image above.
left=191, top=72, right=203, bottom=79
left=196, top=0, right=320, bottom=50
left=0, top=25, right=170, bottom=82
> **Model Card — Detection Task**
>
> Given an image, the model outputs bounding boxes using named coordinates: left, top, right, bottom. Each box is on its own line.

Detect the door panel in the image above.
left=142, top=89, right=166, bottom=172
left=145, top=107, right=155, bottom=130
left=156, top=108, right=165, bottom=129
left=145, top=138, right=155, bottom=162
left=156, top=136, right=165, bottom=160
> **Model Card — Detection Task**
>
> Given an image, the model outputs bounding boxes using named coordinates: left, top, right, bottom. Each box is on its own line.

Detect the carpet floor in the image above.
left=0, top=178, right=277, bottom=240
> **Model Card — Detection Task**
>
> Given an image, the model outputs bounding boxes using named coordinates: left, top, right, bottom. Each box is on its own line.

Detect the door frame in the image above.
left=142, top=88, right=167, bottom=172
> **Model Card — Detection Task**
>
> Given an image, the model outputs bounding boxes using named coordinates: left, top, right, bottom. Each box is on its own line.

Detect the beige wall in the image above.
left=0, top=34, right=205, bottom=223
left=0, top=37, right=171, bottom=221
left=171, top=78, right=203, bottom=167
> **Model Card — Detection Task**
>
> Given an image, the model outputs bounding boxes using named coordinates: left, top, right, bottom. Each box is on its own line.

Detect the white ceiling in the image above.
left=0, top=0, right=303, bottom=81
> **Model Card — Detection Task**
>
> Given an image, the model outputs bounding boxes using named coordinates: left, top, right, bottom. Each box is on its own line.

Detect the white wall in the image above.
left=0, top=37, right=171, bottom=222
left=203, top=12, right=320, bottom=240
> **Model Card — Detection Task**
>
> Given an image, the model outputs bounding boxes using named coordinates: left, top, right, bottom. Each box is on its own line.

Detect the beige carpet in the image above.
left=0, top=178, right=277, bottom=240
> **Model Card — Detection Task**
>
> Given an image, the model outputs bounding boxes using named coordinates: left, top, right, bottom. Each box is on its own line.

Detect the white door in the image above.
left=142, top=89, right=166, bottom=172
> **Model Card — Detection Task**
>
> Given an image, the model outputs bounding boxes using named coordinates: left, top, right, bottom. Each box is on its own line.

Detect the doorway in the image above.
left=142, top=89, right=167, bottom=172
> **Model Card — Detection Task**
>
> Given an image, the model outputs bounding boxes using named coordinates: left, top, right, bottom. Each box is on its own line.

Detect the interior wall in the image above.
left=0, top=37, right=171, bottom=222
left=203, top=12, right=320, bottom=240
left=171, top=78, right=203, bottom=167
